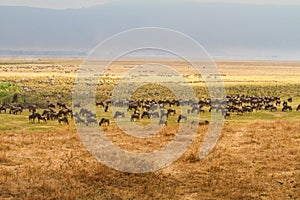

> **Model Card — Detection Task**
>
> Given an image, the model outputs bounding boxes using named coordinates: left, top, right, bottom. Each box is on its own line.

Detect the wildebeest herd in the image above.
left=0, top=95, right=299, bottom=127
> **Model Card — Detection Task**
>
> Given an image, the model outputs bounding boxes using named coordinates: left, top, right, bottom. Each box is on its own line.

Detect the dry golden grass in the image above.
left=0, top=121, right=299, bottom=199
left=1, top=59, right=299, bottom=199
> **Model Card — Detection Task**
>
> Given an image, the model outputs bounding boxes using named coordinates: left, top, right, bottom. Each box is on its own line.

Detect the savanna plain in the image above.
left=0, top=59, right=299, bottom=199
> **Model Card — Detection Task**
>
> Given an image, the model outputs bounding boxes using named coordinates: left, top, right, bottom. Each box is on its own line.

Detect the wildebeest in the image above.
left=0, top=105, right=6, bottom=113
left=10, top=106, right=23, bottom=115
left=282, top=105, right=292, bottom=112
left=167, top=109, right=176, bottom=116
left=58, top=117, right=69, bottom=125
left=141, top=111, right=150, bottom=119
left=99, top=118, right=110, bottom=126
left=58, top=109, right=72, bottom=118
left=86, top=117, right=98, bottom=126
left=57, top=102, right=67, bottom=109
left=48, top=103, right=56, bottom=109
left=191, top=120, right=209, bottom=126
left=113, top=111, right=125, bottom=118
left=75, top=116, right=86, bottom=126
left=96, top=101, right=106, bottom=107
left=131, top=113, right=140, bottom=122
left=29, top=112, right=38, bottom=123
left=128, top=103, right=139, bottom=111
left=297, top=104, right=300, bottom=111
left=177, top=114, right=187, bottom=123
left=36, top=113, right=47, bottom=123
left=270, top=105, right=277, bottom=112
left=199, top=120, right=209, bottom=125
left=29, top=105, right=37, bottom=113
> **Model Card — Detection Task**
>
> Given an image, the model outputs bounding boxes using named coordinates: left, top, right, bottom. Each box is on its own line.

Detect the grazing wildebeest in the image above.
left=270, top=105, right=277, bottom=112
left=141, top=111, right=150, bottom=119
left=58, top=109, right=72, bottom=117
left=222, top=110, right=230, bottom=119
left=86, top=117, right=98, bottom=126
left=99, top=118, right=110, bottom=126
left=50, top=112, right=59, bottom=120
left=75, top=116, right=86, bottom=126
left=0, top=105, right=6, bottom=113
left=29, top=112, right=38, bottom=123
left=57, top=102, right=67, bottom=109
left=128, top=103, right=138, bottom=111
left=287, top=97, right=293, bottom=103
left=10, top=106, right=23, bottom=115
left=58, top=117, right=69, bottom=125
left=114, top=111, right=125, bottom=118
left=36, top=113, right=47, bottom=123
left=191, top=120, right=209, bottom=125
left=48, top=103, right=56, bottom=109
left=167, top=109, right=176, bottom=116
left=177, top=114, right=187, bottom=123
left=149, top=111, right=159, bottom=118
left=29, top=105, right=37, bottom=113
left=242, top=106, right=253, bottom=113
left=131, top=113, right=140, bottom=122
left=297, top=104, right=300, bottom=111
left=96, top=101, right=105, bottom=107
left=199, top=120, right=209, bottom=125
left=282, top=105, right=292, bottom=112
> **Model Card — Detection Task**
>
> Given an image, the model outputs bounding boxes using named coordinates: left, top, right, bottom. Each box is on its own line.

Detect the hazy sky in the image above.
left=1, top=0, right=300, bottom=9
left=0, top=0, right=299, bottom=60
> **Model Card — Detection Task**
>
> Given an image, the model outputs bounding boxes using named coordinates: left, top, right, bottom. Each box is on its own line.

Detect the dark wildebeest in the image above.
left=29, top=105, right=37, bottom=113
left=0, top=106, right=6, bottom=113
left=10, top=106, right=23, bottom=115
left=287, top=97, right=293, bottom=103
left=141, top=111, right=150, bottom=119
left=177, top=114, right=187, bottom=123
left=282, top=105, right=292, bottom=112
left=96, top=101, right=105, bottom=107
left=270, top=105, right=277, bottom=112
left=48, top=103, right=56, bottom=109
left=29, top=112, right=38, bottom=123
left=167, top=109, right=176, bottom=116
left=36, top=113, right=47, bottom=123
left=99, top=118, right=110, bottom=126
left=199, top=120, right=210, bottom=125
left=297, top=104, right=300, bottom=111
left=57, top=102, right=67, bottom=109
left=128, top=103, right=138, bottom=111
left=114, top=111, right=125, bottom=118
left=191, top=120, right=209, bottom=126
left=58, top=117, right=69, bottom=125
left=131, top=113, right=140, bottom=122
